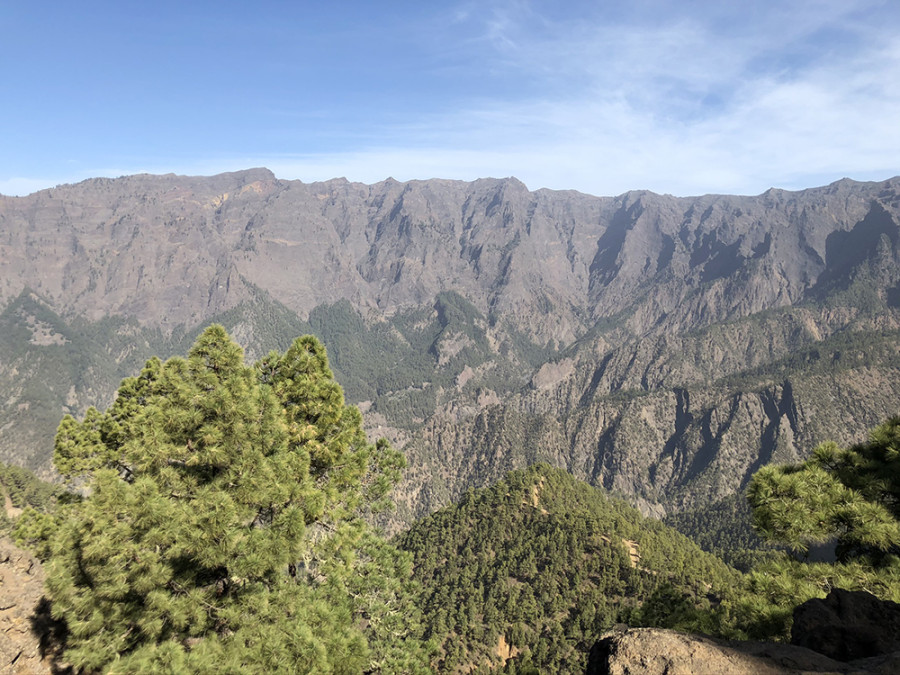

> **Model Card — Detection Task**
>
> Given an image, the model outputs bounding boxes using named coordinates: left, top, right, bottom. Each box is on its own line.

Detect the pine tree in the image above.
left=42, top=326, right=431, bottom=674
left=728, top=417, right=900, bottom=640
left=747, top=416, right=900, bottom=563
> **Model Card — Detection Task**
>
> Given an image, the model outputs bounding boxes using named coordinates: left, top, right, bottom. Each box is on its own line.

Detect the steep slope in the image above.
left=400, top=313, right=900, bottom=519
left=0, top=171, right=606, bottom=344
left=4, top=171, right=899, bottom=345
left=2, top=171, right=899, bottom=516
left=664, top=493, right=777, bottom=572
left=0, top=290, right=174, bottom=470
left=397, top=464, right=740, bottom=674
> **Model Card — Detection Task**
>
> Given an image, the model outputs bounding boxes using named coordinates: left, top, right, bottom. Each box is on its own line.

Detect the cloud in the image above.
left=249, top=1, right=900, bottom=196
left=5, top=1, right=899, bottom=198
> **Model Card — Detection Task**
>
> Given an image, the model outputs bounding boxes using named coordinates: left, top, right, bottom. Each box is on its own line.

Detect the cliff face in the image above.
left=1, top=171, right=899, bottom=515
left=0, top=170, right=606, bottom=343
left=4, top=171, right=898, bottom=342
left=402, top=349, right=900, bottom=519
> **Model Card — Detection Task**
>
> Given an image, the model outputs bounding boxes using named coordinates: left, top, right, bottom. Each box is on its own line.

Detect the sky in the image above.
left=2, top=0, right=899, bottom=198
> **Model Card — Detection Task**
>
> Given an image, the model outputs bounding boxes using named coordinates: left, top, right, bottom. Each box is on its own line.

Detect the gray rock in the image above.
left=3, top=171, right=900, bottom=520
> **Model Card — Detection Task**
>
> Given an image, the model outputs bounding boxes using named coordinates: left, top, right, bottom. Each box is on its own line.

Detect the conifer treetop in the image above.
left=43, top=325, right=430, bottom=674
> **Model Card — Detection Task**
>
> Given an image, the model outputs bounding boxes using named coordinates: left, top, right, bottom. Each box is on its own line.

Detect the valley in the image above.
left=1, top=170, right=899, bottom=522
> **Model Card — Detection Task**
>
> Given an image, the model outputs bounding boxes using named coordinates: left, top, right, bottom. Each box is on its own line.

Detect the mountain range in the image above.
left=1, top=169, right=899, bottom=520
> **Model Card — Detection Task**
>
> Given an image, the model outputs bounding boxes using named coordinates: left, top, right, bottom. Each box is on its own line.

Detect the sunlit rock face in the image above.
left=2, top=171, right=900, bottom=520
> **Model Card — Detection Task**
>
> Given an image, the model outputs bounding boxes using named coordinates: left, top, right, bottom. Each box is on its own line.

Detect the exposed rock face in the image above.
left=791, top=589, right=900, bottom=662
left=2, top=171, right=900, bottom=517
left=3, top=171, right=898, bottom=345
left=587, top=627, right=900, bottom=675
left=0, top=171, right=608, bottom=343
left=0, top=539, right=55, bottom=674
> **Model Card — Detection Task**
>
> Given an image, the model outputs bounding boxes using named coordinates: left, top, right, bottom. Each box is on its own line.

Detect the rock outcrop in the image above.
left=0, top=538, right=58, bottom=674
left=791, top=589, right=900, bottom=662
left=586, top=627, right=900, bottom=675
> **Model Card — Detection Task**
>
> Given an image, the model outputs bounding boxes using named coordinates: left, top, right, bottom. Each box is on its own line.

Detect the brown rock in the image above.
left=0, top=538, right=63, bottom=675
left=586, top=627, right=900, bottom=675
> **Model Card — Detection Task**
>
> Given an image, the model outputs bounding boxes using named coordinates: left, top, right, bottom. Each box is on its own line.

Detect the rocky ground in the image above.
left=588, top=590, right=900, bottom=675
left=588, top=628, right=900, bottom=675
left=0, top=539, right=63, bottom=675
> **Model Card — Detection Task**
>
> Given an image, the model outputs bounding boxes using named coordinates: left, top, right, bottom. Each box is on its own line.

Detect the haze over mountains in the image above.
left=2, top=169, right=899, bottom=519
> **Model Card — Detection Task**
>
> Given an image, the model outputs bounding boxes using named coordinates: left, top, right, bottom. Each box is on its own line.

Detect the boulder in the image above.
left=791, top=588, right=900, bottom=661
left=586, top=627, right=900, bottom=675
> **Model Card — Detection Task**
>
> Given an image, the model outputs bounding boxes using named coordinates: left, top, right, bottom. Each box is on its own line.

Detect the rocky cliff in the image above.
left=1, top=171, right=898, bottom=516
left=0, top=538, right=58, bottom=674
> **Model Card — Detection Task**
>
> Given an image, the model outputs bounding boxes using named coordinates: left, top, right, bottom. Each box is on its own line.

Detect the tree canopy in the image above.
left=725, top=417, right=900, bottom=640
left=398, top=464, right=740, bottom=673
left=37, top=325, right=430, bottom=674
left=748, top=416, right=900, bottom=564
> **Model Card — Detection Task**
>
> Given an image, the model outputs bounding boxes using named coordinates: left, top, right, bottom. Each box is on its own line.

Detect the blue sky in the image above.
left=2, top=0, right=899, bottom=197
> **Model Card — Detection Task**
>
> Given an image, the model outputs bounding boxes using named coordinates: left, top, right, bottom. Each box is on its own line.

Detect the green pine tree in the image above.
left=729, top=417, right=900, bottom=640
left=748, top=416, right=900, bottom=564
left=39, top=326, right=431, bottom=674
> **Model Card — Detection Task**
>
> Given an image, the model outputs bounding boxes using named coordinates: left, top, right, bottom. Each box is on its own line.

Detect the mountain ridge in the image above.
left=1, top=170, right=899, bottom=519
left=4, top=171, right=898, bottom=338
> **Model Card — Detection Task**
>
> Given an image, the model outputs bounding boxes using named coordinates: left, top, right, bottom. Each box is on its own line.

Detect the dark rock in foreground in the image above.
left=791, top=589, right=900, bottom=662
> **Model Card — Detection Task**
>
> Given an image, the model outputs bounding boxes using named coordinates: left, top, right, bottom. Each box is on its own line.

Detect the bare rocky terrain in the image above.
left=1, top=170, right=899, bottom=518
left=0, top=538, right=55, bottom=675
left=588, top=628, right=900, bottom=675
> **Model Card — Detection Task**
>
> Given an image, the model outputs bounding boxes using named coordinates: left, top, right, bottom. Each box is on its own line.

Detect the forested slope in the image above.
left=2, top=171, right=899, bottom=520
left=398, top=464, right=740, bottom=673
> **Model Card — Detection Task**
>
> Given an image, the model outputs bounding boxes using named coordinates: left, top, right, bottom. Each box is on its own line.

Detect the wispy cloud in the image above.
left=4, top=1, right=898, bottom=197
left=252, top=1, right=900, bottom=196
